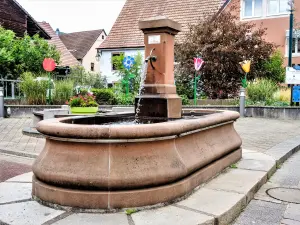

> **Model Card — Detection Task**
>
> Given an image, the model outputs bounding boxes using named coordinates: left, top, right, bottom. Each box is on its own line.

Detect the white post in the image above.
left=0, top=87, right=4, bottom=118
left=239, top=87, right=245, bottom=117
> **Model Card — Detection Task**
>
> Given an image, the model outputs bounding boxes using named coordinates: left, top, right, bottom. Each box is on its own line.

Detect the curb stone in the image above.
left=0, top=148, right=37, bottom=159
left=0, top=136, right=299, bottom=225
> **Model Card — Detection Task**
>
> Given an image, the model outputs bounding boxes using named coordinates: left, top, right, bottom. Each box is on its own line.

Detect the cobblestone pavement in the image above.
left=0, top=118, right=45, bottom=156
left=234, top=150, right=300, bottom=225
left=1, top=117, right=300, bottom=157
left=235, top=118, right=300, bottom=153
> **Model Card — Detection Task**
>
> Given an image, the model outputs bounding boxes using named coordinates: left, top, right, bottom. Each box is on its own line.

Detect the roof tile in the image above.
left=99, top=0, right=224, bottom=49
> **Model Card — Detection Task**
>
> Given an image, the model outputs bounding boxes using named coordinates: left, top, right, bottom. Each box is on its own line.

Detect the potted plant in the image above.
left=67, top=93, right=98, bottom=114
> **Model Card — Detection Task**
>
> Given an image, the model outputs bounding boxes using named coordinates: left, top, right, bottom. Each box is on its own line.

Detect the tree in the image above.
left=175, top=6, right=275, bottom=99
left=0, top=26, right=60, bottom=79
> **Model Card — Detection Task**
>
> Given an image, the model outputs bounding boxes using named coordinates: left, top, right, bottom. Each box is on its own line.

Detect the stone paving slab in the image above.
left=6, top=172, right=33, bottom=183
left=0, top=201, right=64, bottom=225
left=284, top=204, right=300, bottom=222
left=204, top=169, right=267, bottom=202
left=0, top=182, right=32, bottom=204
left=176, top=188, right=246, bottom=225
left=131, top=205, right=214, bottom=225
left=52, top=213, right=129, bottom=225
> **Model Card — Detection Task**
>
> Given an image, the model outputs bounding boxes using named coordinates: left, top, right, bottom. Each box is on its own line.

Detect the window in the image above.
left=102, top=35, right=105, bottom=40
left=91, top=63, right=94, bottom=72
left=268, top=0, right=289, bottom=15
left=111, top=52, right=123, bottom=70
left=243, top=0, right=263, bottom=17
left=286, top=37, right=300, bottom=56
left=242, top=0, right=289, bottom=19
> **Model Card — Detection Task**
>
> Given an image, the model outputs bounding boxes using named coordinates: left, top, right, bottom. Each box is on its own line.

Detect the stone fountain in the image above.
left=32, top=16, right=242, bottom=210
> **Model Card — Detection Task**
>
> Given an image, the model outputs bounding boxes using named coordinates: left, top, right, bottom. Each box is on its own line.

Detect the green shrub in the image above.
left=180, top=94, right=190, bottom=105
left=52, top=79, right=74, bottom=105
left=92, top=88, right=118, bottom=105
left=19, top=72, right=48, bottom=105
left=247, top=79, right=278, bottom=102
left=263, top=50, right=285, bottom=83
left=116, top=93, right=135, bottom=105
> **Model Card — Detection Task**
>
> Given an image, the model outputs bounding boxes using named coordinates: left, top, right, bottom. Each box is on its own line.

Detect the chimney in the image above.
left=56, top=28, right=60, bottom=35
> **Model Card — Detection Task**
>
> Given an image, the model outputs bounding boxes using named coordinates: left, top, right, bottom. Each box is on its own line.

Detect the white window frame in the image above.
left=285, top=35, right=300, bottom=58
left=241, top=0, right=289, bottom=20
left=111, top=52, right=124, bottom=71
left=267, top=0, right=289, bottom=16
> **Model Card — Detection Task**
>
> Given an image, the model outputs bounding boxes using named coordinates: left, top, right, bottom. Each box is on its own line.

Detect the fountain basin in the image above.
left=32, top=110, right=242, bottom=209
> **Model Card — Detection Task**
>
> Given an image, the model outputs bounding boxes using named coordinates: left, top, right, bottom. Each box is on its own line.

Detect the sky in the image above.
left=16, top=0, right=126, bottom=33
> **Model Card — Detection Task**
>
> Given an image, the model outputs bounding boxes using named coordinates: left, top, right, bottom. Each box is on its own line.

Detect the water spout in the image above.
left=145, top=48, right=157, bottom=69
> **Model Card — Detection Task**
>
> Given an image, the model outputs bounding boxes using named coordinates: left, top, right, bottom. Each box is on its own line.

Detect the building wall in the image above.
left=0, top=0, right=26, bottom=36
left=227, top=0, right=300, bottom=65
left=100, top=48, right=145, bottom=84
left=82, top=31, right=107, bottom=73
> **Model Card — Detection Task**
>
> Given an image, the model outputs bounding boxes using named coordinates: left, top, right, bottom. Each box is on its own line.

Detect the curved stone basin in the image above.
left=32, top=110, right=242, bottom=209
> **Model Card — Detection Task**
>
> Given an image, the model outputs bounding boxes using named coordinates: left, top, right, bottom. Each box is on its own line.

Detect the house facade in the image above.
left=227, top=0, right=300, bottom=65
left=0, top=0, right=50, bottom=39
left=60, top=30, right=107, bottom=73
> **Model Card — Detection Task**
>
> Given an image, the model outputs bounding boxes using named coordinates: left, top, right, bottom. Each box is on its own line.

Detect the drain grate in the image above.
left=267, top=188, right=300, bottom=204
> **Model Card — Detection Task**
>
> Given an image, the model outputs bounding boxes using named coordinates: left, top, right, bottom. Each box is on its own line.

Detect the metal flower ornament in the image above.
left=122, top=56, right=136, bottom=97
left=193, top=57, right=204, bottom=105
left=43, top=58, right=56, bottom=104
left=239, top=60, right=251, bottom=88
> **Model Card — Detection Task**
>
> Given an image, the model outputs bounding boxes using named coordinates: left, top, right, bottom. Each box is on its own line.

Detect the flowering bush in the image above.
left=66, top=93, right=98, bottom=107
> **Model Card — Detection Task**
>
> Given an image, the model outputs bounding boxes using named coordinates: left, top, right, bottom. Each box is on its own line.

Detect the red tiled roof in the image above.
left=99, top=0, right=226, bottom=49
left=60, top=29, right=105, bottom=60
left=38, top=22, right=79, bottom=67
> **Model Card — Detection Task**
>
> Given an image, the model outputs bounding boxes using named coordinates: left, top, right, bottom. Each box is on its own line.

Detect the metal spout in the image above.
left=145, top=48, right=157, bottom=69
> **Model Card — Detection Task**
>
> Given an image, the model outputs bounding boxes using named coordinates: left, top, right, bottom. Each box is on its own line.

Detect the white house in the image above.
left=60, top=29, right=107, bottom=73
left=97, top=0, right=228, bottom=85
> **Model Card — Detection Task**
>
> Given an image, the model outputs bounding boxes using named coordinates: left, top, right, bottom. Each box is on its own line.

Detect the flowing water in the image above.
left=134, top=62, right=148, bottom=123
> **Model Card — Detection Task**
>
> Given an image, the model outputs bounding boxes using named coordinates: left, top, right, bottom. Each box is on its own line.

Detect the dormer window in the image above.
left=242, top=0, right=289, bottom=19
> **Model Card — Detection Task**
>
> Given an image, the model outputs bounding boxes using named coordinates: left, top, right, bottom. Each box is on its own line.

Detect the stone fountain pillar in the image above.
left=135, top=16, right=182, bottom=119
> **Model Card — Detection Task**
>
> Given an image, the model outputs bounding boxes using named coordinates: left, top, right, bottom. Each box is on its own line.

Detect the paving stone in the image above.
left=0, top=182, right=31, bottom=203
left=233, top=200, right=287, bottom=225
left=177, top=188, right=246, bottom=225
left=281, top=218, right=300, bottom=225
left=131, top=205, right=214, bottom=225
left=254, top=182, right=282, bottom=204
left=5, top=172, right=33, bottom=182
left=0, top=201, right=64, bottom=225
left=52, top=213, right=129, bottom=225
left=242, top=152, right=275, bottom=161
left=204, top=169, right=267, bottom=201
left=284, top=204, right=300, bottom=222
left=237, top=158, right=275, bottom=173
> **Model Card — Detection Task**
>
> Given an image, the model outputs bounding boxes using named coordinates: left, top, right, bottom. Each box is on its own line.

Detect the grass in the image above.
left=125, top=209, right=138, bottom=215
left=230, top=164, right=238, bottom=169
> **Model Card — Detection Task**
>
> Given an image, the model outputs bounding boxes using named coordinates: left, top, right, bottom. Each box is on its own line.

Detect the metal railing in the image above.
left=0, top=78, right=22, bottom=99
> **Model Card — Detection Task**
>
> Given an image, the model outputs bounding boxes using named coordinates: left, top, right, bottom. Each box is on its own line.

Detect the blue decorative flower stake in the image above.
left=122, top=56, right=136, bottom=98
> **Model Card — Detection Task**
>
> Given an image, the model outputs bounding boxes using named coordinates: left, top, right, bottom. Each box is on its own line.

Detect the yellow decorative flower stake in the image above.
left=240, top=60, right=251, bottom=88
